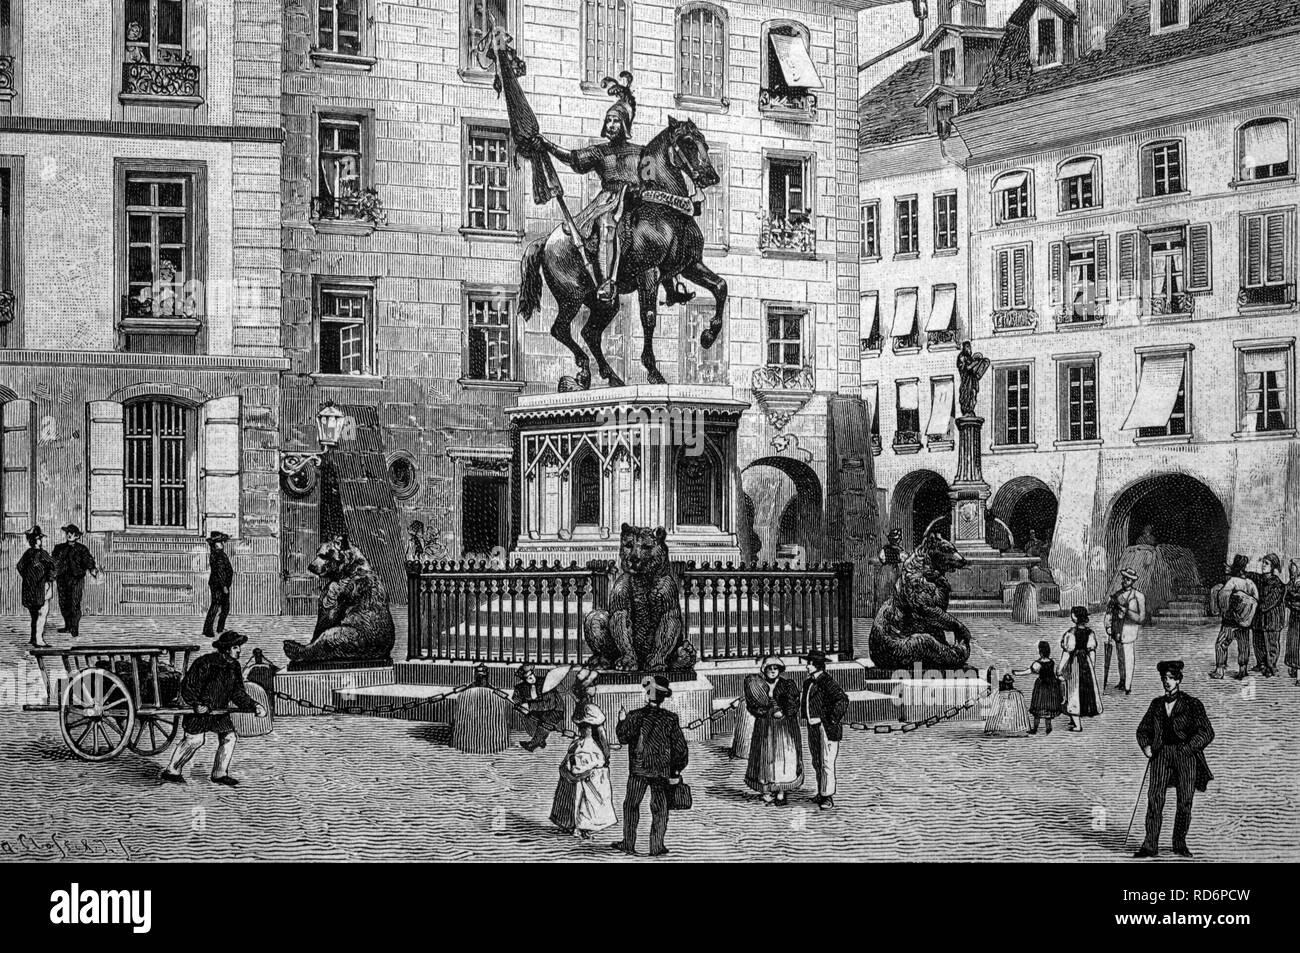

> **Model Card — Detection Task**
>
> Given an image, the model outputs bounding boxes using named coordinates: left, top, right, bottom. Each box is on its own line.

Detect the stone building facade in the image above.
left=280, top=0, right=870, bottom=614
left=0, top=0, right=286, bottom=617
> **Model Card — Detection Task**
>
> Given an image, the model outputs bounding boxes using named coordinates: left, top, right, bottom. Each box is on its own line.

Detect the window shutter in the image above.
left=1117, top=230, right=1139, bottom=300
left=1049, top=241, right=1064, bottom=307
left=1095, top=236, right=1111, bottom=300
left=995, top=249, right=1010, bottom=310
left=201, top=396, right=241, bottom=538
left=994, top=370, right=1008, bottom=446
left=1266, top=211, right=1287, bottom=285
left=2, top=400, right=35, bottom=534
left=87, top=400, right=126, bottom=533
left=1140, top=147, right=1155, bottom=198
left=1186, top=223, right=1212, bottom=293
left=1013, top=246, right=1029, bottom=308
left=1245, top=214, right=1264, bottom=288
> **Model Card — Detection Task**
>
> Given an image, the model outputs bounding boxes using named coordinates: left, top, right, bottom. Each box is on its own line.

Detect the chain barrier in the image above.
left=271, top=682, right=474, bottom=716
left=496, top=690, right=744, bottom=749
left=847, top=683, right=995, bottom=734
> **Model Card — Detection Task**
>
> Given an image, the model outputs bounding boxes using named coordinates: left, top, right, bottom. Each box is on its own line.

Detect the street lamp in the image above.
left=280, top=402, right=347, bottom=489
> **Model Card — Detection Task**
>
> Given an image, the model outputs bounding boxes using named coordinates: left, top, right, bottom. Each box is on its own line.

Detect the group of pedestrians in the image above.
left=16, top=523, right=99, bottom=646
left=1211, top=552, right=1300, bottom=682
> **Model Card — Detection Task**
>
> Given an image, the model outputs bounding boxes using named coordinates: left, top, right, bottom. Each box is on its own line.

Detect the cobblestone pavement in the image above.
left=1, top=612, right=1296, bottom=862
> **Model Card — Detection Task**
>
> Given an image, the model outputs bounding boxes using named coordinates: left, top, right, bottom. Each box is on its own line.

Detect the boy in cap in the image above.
left=512, top=662, right=563, bottom=751
left=161, top=630, right=266, bottom=786
left=1134, top=660, right=1215, bottom=858
left=16, top=526, right=57, bottom=647
left=1104, top=567, right=1145, bottom=694
left=203, top=530, right=234, bottom=639
left=800, top=650, right=849, bottom=809
left=612, top=674, right=688, bottom=857
left=1247, top=553, right=1285, bottom=677
left=1210, top=555, right=1258, bottom=680
left=52, top=523, right=99, bottom=638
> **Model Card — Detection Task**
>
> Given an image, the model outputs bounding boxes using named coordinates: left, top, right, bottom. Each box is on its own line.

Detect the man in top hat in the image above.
left=1134, top=660, right=1215, bottom=858
left=512, top=662, right=564, bottom=751
left=1210, top=555, right=1258, bottom=680
left=538, top=73, right=646, bottom=304
left=161, top=630, right=266, bottom=786
left=612, top=674, right=688, bottom=857
left=203, top=530, right=234, bottom=640
left=800, top=650, right=850, bottom=810
left=16, top=526, right=57, bottom=647
left=51, top=523, right=99, bottom=638
left=1104, top=567, right=1145, bottom=694
left=1246, top=553, right=1285, bottom=678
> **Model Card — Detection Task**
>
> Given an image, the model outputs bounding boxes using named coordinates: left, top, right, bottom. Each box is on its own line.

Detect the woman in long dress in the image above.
left=1059, top=606, right=1102, bottom=732
left=743, top=657, right=803, bottom=805
left=549, top=703, right=616, bottom=838
left=1285, top=561, right=1300, bottom=681
left=730, top=672, right=761, bottom=759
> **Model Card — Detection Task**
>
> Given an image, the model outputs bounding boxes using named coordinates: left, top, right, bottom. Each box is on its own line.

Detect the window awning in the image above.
left=1121, top=355, right=1185, bottom=431
left=1243, top=121, right=1290, bottom=167
left=898, top=379, right=920, bottom=412
left=996, top=171, right=1028, bottom=191
left=926, top=378, right=955, bottom=436
left=925, top=286, right=957, bottom=332
left=862, top=292, right=879, bottom=333
left=891, top=289, right=918, bottom=337
left=863, top=382, right=879, bottom=420
left=769, top=33, right=825, bottom=90
left=1058, top=157, right=1096, bottom=180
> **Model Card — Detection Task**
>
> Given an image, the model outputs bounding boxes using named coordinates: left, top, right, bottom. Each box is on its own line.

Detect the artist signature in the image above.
left=0, top=832, right=135, bottom=861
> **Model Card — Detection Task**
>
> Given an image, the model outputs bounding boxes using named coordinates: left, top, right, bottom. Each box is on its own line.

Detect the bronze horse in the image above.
left=518, top=118, right=726, bottom=390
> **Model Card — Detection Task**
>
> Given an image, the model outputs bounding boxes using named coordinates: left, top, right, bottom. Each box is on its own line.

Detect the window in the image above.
left=895, top=379, right=921, bottom=446
left=1141, top=140, right=1185, bottom=198
left=861, top=292, right=882, bottom=352
left=926, top=377, right=956, bottom=445
left=760, top=20, right=822, bottom=117
left=1035, top=18, right=1059, bottom=67
left=676, top=3, right=728, bottom=108
left=935, top=100, right=955, bottom=140
left=760, top=153, right=815, bottom=255
left=317, top=0, right=363, bottom=56
left=1123, top=349, right=1191, bottom=439
left=993, top=171, right=1031, bottom=223
left=462, top=0, right=511, bottom=78
left=1116, top=224, right=1211, bottom=310
left=926, top=284, right=958, bottom=348
left=1059, top=156, right=1099, bottom=211
left=125, top=0, right=185, bottom=64
left=464, top=288, right=519, bottom=383
left=582, top=0, right=629, bottom=87
left=860, top=202, right=880, bottom=259
left=934, top=192, right=958, bottom=252
left=680, top=300, right=728, bottom=384
left=864, top=381, right=882, bottom=454
left=315, top=114, right=369, bottom=222
left=994, top=244, right=1032, bottom=311
left=1149, top=229, right=1186, bottom=310
left=1058, top=358, right=1099, bottom=443
left=124, top=398, right=191, bottom=529
left=1050, top=237, right=1109, bottom=322
left=317, top=281, right=374, bottom=376
left=1238, top=119, right=1291, bottom=182
left=121, top=0, right=201, bottom=103
left=938, top=48, right=957, bottom=84
left=676, top=451, right=722, bottom=528
left=1240, top=208, right=1296, bottom=308
left=1237, top=343, right=1293, bottom=434
left=891, top=288, right=920, bottom=352
left=895, top=195, right=919, bottom=256
left=463, top=121, right=518, bottom=235
left=1152, top=0, right=1188, bottom=33
left=995, top=364, right=1033, bottom=446
left=765, top=307, right=804, bottom=373
left=574, top=451, right=601, bottom=525
left=701, top=143, right=729, bottom=252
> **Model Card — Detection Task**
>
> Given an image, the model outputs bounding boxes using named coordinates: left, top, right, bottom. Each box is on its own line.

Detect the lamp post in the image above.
left=280, top=402, right=350, bottom=540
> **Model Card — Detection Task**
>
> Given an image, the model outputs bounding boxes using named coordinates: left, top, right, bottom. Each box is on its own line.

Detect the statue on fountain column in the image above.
left=957, top=341, right=991, bottom=417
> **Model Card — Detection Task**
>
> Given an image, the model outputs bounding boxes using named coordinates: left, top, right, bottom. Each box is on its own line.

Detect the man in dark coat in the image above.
left=1247, top=553, right=1285, bottom=677
left=16, top=526, right=57, bottom=647
left=203, top=530, right=234, bottom=639
left=161, top=631, right=266, bottom=786
left=52, top=523, right=99, bottom=638
left=612, top=675, right=688, bottom=857
left=513, top=662, right=564, bottom=751
left=800, top=651, right=850, bottom=810
left=1134, top=660, right=1214, bottom=858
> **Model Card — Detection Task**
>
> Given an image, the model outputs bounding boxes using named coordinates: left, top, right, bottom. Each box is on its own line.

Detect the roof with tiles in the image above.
left=967, top=0, right=1300, bottom=113
left=858, top=56, right=935, bottom=148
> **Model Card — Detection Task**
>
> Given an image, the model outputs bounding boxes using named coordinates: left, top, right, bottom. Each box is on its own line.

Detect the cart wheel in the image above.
left=129, top=712, right=181, bottom=755
left=60, top=668, right=136, bottom=762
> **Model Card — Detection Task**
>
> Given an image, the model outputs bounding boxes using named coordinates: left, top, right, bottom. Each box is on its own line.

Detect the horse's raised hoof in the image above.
left=603, top=371, right=625, bottom=388
left=700, top=327, right=720, bottom=349
left=663, top=284, right=695, bottom=306
left=558, top=376, right=586, bottom=393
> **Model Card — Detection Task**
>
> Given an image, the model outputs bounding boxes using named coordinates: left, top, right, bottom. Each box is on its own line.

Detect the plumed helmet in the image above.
left=602, top=71, right=637, bottom=134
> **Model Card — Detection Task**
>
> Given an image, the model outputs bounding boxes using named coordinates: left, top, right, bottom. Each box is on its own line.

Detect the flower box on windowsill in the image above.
left=860, top=336, right=883, bottom=358
left=991, top=309, right=1039, bottom=334
left=312, top=193, right=387, bottom=235
left=758, top=88, right=816, bottom=123
left=870, top=435, right=882, bottom=457
left=892, top=432, right=922, bottom=455
left=927, top=436, right=954, bottom=452
left=120, top=61, right=203, bottom=108
left=927, top=330, right=959, bottom=350
left=310, top=49, right=378, bottom=71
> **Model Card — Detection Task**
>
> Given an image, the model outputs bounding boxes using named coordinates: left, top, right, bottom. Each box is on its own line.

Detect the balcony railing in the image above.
left=122, top=60, right=201, bottom=100
left=759, top=87, right=817, bottom=117
left=892, top=331, right=920, bottom=353
left=312, top=190, right=389, bottom=228
left=893, top=430, right=922, bottom=450
left=927, top=329, right=958, bottom=348
left=991, top=309, right=1039, bottom=332
left=758, top=212, right=815, bottom=255
left=0, top=55, right=14, bottom=98
left=1149, top=293, right=1195, bottom=317
left=1239, top=284, right=1297, bottom=309
left=870, top=434, right=882, bottom=455
left=1055, top=301, right=1108, bottom=325
left=860, top=332, right=883, bottom=353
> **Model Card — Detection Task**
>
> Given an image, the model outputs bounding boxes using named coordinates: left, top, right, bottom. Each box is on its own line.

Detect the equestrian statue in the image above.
left=477, top=24, right=727, bottom=391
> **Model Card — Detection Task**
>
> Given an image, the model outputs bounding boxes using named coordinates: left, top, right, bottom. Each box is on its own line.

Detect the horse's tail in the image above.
left=519, top=238, right=546, bottom=322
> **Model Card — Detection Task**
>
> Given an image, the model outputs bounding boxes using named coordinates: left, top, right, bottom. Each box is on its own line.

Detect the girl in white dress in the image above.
left=550, top=703, right=617, bottom=838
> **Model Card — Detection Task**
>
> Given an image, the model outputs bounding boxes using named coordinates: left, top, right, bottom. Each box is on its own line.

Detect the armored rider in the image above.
left=536, top=73, right=642, bottom=304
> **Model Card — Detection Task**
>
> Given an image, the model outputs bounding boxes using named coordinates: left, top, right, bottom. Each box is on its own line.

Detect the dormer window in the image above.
left=994, top=170, right=1033, bottom=224
left=1152, top=0, right=1189, bottom=35
left=939, top=47, right=957, bottom=84
left=1036, top=19, right=1058, bottom=67
left=1029, top=7, right=1073, bottom=70
left=936, top=101, right=955, bottom=140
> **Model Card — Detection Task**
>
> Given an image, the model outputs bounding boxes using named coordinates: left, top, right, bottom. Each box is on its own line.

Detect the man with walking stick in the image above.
left=1132, top=660, right=1215, bottom=858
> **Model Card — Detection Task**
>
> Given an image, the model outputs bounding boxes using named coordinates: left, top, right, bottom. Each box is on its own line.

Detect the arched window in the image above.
left=124, top=397, right=194, bottom=528
left=1058, top=155, right=1100, bottom=211
left=1238, top=118, right=1291, bottom=182
left=759, top=19, right=821, bottom=117
left=573, top=450, right=601, bottom=526
left=675, top=3, right=728, bottom=109
left=992, top=170, right=1032, bottom=224
left=581, top=0, right=630, bottom=89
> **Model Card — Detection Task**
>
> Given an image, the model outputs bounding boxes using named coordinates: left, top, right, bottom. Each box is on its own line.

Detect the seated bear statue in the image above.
left=284, top=536, right=396, bottom=671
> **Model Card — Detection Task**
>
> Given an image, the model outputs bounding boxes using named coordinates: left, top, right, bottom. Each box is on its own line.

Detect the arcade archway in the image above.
left=741, top=457, right=824, bottom=564
left=989, top=477, right=1059, bottom=552
left=888, top=469, right=951, bottom=551
left=1105, top=473, right=1229, bottom=592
